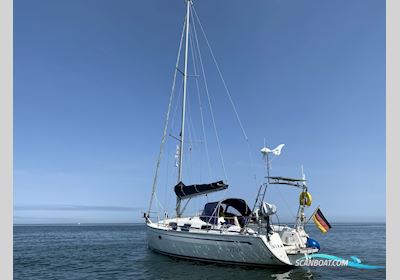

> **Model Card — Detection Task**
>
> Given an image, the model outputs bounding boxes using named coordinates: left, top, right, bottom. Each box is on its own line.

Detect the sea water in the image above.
left=14, top=223, right=385, bottom=279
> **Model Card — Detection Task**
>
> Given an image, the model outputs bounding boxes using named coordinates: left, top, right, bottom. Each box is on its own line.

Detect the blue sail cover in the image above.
left=174, top=181, right=228, bottom=199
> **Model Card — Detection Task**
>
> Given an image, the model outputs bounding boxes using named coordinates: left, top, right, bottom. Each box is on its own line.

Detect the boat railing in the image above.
left=148, top=212, right=257, bottom=232
left=145, top=211, right=170, bottom=225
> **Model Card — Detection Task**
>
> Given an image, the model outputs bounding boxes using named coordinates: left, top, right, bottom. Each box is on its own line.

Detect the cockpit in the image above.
left=200, top=198, right=252, bottom=227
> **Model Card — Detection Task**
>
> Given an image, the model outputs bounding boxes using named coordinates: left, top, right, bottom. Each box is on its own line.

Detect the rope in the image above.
left=189, top=26, right=213, bottom=179
left=276, top=187, right=297, bottom=220
left=186, top=102, right=195, bottom=183
left=147, top=18, right=186, bottom=215
left=191, top=5, right=228, bottom=182
left=153, top=192, right=165, bottom=213
left=192, top=6, right=248, bottom=141
left=170, top=81, right=183, bottom=134
left=192, top=5, right=259, bottom=191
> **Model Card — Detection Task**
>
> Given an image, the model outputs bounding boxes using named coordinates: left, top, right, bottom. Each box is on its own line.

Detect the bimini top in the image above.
left=200, top=198, right=251, bottom=225
left=174, top=181, right=228, bottom=199
left=221, top=198, right=252, bottom=216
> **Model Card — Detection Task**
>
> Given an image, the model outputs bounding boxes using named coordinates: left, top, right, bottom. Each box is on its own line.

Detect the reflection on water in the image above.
left=146, top=252, right=289, bottom=279
left=271, top=269, right=313, bottom=280
left=143, top=249, right=317, bottom=280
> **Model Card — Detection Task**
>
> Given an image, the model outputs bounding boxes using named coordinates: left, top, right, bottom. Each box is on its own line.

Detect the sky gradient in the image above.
left=14, top=0, right=385, bottom=224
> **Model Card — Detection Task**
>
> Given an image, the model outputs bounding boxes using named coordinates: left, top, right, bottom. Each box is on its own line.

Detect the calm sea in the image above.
left=14, top=223, right=385, bottom=279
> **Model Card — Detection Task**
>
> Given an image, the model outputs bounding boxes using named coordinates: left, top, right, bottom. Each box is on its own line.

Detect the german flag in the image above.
left=312, top=208, right=331, bottom=233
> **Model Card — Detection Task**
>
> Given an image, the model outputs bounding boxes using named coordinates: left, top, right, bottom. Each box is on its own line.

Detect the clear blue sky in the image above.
left=14, top=0, right=385, bottom=224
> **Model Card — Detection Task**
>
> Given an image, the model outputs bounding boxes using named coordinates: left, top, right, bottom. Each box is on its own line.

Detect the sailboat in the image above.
left=145, top=0, right=321, bottom=267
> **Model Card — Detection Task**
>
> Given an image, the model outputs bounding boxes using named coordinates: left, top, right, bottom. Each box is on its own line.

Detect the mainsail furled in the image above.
left=174, top=181, right=228, bottom=199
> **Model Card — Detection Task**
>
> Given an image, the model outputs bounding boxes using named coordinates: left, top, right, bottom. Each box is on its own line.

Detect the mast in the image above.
left=176, top=0, right=191, bottom=217
left=260, top=139, right=271, bottom=205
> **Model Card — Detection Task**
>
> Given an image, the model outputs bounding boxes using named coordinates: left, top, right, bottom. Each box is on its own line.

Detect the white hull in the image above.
left=147, top=222, right=295, bottom=267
